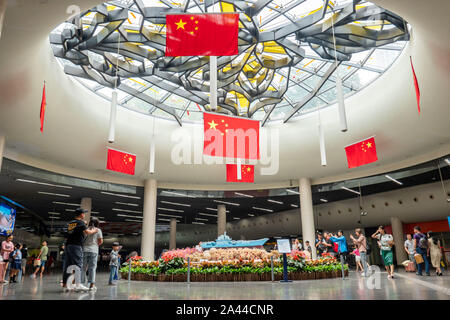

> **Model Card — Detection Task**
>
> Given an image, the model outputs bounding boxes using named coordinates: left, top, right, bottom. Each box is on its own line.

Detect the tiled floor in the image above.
left=0, top=270, right=448, bottom=300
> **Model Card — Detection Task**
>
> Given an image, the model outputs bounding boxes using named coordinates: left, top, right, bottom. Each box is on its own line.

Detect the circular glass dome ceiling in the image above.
left=50, top=0, right=409, bottom=124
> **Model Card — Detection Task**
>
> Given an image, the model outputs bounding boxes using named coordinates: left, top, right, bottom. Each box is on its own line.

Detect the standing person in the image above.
left=404, top=234, right=416, bottom=271
left=8, top=243, right=22, bottom=283
left=31, top=241, right=48, bottom=278
left=350, top=228, right=369, bottom=277
left=427, top=231, right=443, bottom=276
left=330, top=231, right=348, bottom=263
left=1, top=235, right=14, bottom=283
left=372, top=226, right=395, bottom=279
left=62, top=208, right=99, bottom=292
left=413, top=226, right=430, bottom=276
left=322, top=232, right=334, bottom=257
left=109, top=242, right=121, bottom=285
left=81, top=217, right=103, bottom=291
left=21, top=244, right=28, bottom=278
left=315, top=233, right=327, bottom=257
left=350, top=246, right=363, bottom=272
left=305, top=241, right=312, bottom=258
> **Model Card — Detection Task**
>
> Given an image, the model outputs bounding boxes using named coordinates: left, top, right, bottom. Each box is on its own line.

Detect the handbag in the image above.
left=33, top=258, right=41, bottom=267
left=414, top=253, right=424, bottom=264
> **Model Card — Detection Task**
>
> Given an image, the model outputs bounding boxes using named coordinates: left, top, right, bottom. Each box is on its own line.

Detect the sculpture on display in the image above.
left=201, top=232, right=268, bottom=249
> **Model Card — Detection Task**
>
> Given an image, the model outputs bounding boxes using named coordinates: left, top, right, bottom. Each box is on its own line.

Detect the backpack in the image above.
left=418, top=234, right=428, bottom=249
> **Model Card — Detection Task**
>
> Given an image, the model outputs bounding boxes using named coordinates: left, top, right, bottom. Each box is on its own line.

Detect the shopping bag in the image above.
left=414, top=254, right=424, bottom=264
left=406, top=261, right=416, bottom=272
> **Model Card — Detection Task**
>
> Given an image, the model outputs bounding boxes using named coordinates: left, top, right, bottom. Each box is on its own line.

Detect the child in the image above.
left=109, top=242, right=121, bottom=285
left=9, top=243, right=22, bottom=283
left=350, top=246, right=363, bottom=272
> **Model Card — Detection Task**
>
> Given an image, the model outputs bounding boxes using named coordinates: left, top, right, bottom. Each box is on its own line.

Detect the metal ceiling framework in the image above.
left=50, top=0, right=408, bottom=125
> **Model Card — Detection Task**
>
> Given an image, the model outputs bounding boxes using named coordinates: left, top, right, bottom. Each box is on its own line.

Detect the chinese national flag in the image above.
left=106, top=148, right=136, bottom=175
left=226, top=164, right=254, bottom=183
left=345, top=137, right=378, bottom=169
left=40, top=84, right=46, bottom=133
left=165, top=13, right=239, bottom=56
left=203, top=112, right=260, bottom=160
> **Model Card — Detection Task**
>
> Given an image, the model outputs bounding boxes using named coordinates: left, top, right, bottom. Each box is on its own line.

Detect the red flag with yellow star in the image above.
left=344, top=137, right=378, bottom=169
left=106, top=148, right=136, bottom=175
left=203, top=112, right=260, bottom=160
left=165, top=13, right=239, bottom=56
left=226, top=164, right=254, bottom=183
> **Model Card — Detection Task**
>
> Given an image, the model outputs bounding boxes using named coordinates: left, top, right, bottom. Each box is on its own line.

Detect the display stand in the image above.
left=277, top=239, right=292, bottom=283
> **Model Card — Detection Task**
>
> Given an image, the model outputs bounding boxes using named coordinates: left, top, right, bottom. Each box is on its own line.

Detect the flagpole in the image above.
left=210, top=56, right=218, bottom=111
left=108, top=30, right=121, bottom=143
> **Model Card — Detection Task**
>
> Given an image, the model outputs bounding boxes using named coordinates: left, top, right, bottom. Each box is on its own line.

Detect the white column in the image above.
left=80, top=197, right=92, bottom=224
left=0, top=135, right=5, bottom=171
left=217, top=204, right=226, bottom=237
left=390, top=216, right=407, bottom=266
left=169, top=218, right=177, bottom=250
left=209, top=56, right=218, bottom=111
left=141, top=179, right=157, bottom=260
left=0, top=0, right=6, bottom=40
left=299, top=178, right=317, bottom=259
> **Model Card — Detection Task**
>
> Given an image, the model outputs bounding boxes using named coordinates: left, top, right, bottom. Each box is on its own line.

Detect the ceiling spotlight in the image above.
left=360, top=211, right=368, bottom=216
left=444, top=158, right=450, bottom=166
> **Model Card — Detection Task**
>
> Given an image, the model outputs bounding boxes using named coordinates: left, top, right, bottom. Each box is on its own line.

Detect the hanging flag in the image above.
left=344, top=137, right=378, bottom=169
left=165, top=13, right=239, bottom=56
left=410, top=56, right=420, bottom=114
left=40, top=83, right=46, bottom=133
left=106, top=148, right=136, bottom=175
left=203, top=112, right=260, bottom=160
left=226, top=164, right=254, bottom=183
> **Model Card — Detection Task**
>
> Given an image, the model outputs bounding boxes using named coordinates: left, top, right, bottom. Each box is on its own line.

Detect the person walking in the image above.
left=8, top=243, right=22, bottom=283
left=427, top=231, right=443, bottom=276
left=350, top=246, right=363, bottom=272
left=330, top=230, right=348, bottom=264
left=21, top=244, right=28, bottom=278
left=413, top=226, right=430, bottom=276
left=1, top=235, right=14, bottom=283
left=109, top=242, right=121, bottom=285
left=31, top=241, right=48, bottom=278
left=62, top=208, right=99, bottom=292
left=81, top=217, right=103, bottom=291
left=372, top=226, right=395, bottom=279
left=350, top=228, right=369, bottom=277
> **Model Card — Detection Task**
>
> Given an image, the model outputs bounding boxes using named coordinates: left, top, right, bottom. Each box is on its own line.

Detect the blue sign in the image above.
left=448, top=216, right=450, bottom=230
left=0, top=203, right=16, bottom=236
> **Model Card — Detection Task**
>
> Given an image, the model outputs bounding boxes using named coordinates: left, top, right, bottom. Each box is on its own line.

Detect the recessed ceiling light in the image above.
left=290, top=204, right=298, bottom=208
left=233, top=217, right=241, bottom=220
left=115, top=202, right=139, bottom=207
left=341, top=186, right=360, bottom=195
left=53, top=201, right=80, bottom=206
left=157, top=207, right=184, bottom=213
left=101, top=191, right=140, bottom=199
left=385, top=175, right=403, bottom=185
left=161, top=190, right=196, bottom=198
left=268, top=199, right=283, bottom=204
left=158, top=218, right=181, bottom=222
left=234, top=192, right=253, bottom=198
left=160, top=201, right=191, bottom=207
left=158, top=213, right=182, bottom=218
left=248, top=214, right=255, bottom=217
left=286, top=189, right=300, bottom=195
left=38, top=192, right=70, bottom=197
left=198, top=213, right=217, bottom=217
left=112, top=208, right=142, bottom=214
left=195, top=218, right=209, bottom=221
left=117, top=214, right=142, bottom=219
left=16, top=179, right=72, bottom=189
left=206, top=207, right=230, bottom=213
left=192, top=222, right=205, bottom=225
left=65, top=209, right=75, bottom=212
left=444, top=158, right=450, bottom=166
left=252, top=207, right=273, bottom=212
left=91, top=211, right=100, bottom=214
left=49, top=216, right=60, bottom=219
left=48, top=212, right=61, bottom=215
left=320, top=199, right=328, bottom=203
left=213, top=200, right=240, bottom=206
left=124, top=219, right=142, bottom=223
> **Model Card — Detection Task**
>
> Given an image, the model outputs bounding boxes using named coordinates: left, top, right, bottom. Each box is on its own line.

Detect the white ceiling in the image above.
left=0, top=0, right=449, bottom=190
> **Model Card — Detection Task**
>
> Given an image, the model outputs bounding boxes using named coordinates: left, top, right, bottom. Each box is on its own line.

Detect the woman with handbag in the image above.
left=1, top=235, right=14, bottom=283
left=427, top=231, right=443, bottom=276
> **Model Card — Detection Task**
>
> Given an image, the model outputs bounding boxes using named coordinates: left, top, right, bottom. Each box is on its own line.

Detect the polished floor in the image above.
left=0, top=270, right=448, bottom=300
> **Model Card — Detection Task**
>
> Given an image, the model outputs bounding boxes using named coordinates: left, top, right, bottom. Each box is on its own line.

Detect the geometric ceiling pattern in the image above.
left=50, top=0, right=409, bottom=125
